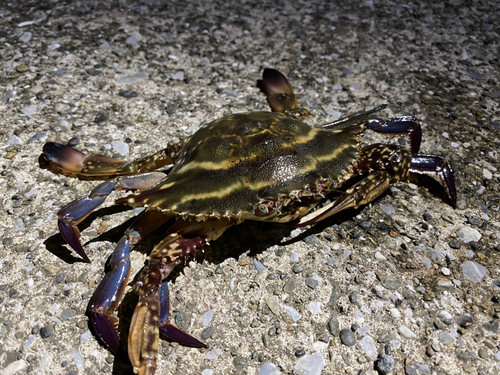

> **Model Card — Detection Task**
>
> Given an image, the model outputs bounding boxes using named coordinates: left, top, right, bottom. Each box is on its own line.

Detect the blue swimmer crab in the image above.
left=40, top=69, right=456, bottom=374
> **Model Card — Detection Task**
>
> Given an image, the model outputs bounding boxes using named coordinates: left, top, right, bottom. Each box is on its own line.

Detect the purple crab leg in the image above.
left=410, top=155, right=457, bottom=207
left=88, top=211, right=171, bottom=354
left=158, top=281, right=207, bottom=348
left=56, top=173, right=165, bottom=262
left=365, top=117, right=422, bottom=154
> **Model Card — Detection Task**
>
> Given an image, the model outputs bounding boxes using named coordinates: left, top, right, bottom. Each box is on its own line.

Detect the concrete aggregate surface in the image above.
left=0, top=0, right=499, bottom=374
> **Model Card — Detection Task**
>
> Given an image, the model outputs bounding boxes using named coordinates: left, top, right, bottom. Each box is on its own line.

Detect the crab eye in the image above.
left=255, top=200, right=274, bottom=216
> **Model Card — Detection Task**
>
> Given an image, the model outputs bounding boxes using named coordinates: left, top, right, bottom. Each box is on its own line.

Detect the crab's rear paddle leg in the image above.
left=88, top=211, right=171, bottom=354
left=42, top=141, right=184, bottom=180
left=57, top=173, right=165, bottom=263
left=129, top=218, right=237, bottom=375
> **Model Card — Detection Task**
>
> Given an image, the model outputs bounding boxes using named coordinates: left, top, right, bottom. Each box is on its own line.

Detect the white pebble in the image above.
left=458, top=226, right=482, bottom=243
left=201, top=309, right=216, bottom=325
left=172, top=71, right=184, bottom=80
left=399, top=326, right=417, bottom=339
left=294, top=352, right=325, bottom=375
left=206, top=348, right=222, bottom=360
left=80, top=330, right=91, bottom=342
left=19, top=31, right=32, bottom=42
left=359, top=336, right=378, bottom=360
left=112, top=141, right=129, bottom=156
left=308, top=302, right=321, bottom=314
left=2, top=360, right=27, bottom=375
left=259, top=363, right=280, bottom=375
left=390, top=308, right=401, bottom=318
left=441, top=267, right=451, bottom=276
left=483, top=169, right=493, bottom=179
left=73, top=347, right=85, bottom=370
left=284, top=305, right=301, bottom=321
left=290, top=252, right=299, bottom=262
left=461, top=261, right=488, bottom=283
left=9, top=135, right=23, bottom=145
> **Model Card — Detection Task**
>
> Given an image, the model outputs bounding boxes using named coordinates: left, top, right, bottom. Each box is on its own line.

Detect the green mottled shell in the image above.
left=125, top=112, right=363, bottom=221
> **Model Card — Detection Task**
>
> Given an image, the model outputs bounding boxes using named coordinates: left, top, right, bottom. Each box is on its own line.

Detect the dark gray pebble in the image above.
left=67, top=137, right=79, bottom=146
left=483, top=320, right=499, bottom=333
left=468, top=217, right=481, bottom=226
left=292, top=264, right=303, bottom=274
left=118, top=90, right=139, bottom=98
left=174, top=311, right=188, bottom=329
left=295, top=348, right=306, bottom=357
left=405, top=365, right=418, bottom=375
left=9, top=288, right=19, bottom=298
left=233, top=356, right=247, bottom=370
left=85, top=68, right=101, bottom=76
left=449, top=240, right=461, bottom=249
left=40, top=325, right=54, bottom=338
left=339, top=329, right=356, bottom=346
left=350, top=231, right=361, bottom=239
left=94, top=111, right=109, bottom=126
left=327, top=316, right=340, bottom=336
left=358, top=221, right=372, bottom=230
left=375, top=355, right=395, bottom=374
left=305, top=278, right=318, bottom=289
left=303, top=234, right=316, bottom=244
left=423, top=213, right=433, bottom=221
left=200, top=326, right=214, bottom=340
left=456, top=314, right=473, bottom=328
left=55, top=273, right=65, bottom=284
left=31, top=325, right=40, bottom=335
left=348, top=292, right=357, bottom=303
left=215, top=266, right=223, bottom=274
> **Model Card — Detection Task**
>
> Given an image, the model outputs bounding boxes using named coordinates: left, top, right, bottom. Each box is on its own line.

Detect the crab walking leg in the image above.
left=298, top=170, right=392, bottom=226
left=42, top=141, right=185, bottom=180
left=57, top=173, right=166, bottom=262
left=129, top=218, right=237, bottom=375
left=88, top=211, right=171, bottom=354
left=158, top=280, right=207, bottom=348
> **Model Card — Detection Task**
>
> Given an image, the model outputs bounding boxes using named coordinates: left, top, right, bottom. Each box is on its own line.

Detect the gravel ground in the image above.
left=1, top=0, right=499, bottom=374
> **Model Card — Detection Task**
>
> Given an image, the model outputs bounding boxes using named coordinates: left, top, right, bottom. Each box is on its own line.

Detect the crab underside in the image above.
left=40, top=68, right=456, bottom=375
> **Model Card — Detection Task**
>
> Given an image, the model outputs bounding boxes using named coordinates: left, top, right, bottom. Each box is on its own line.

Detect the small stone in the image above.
left=457, top=226, right=481, bottom=243
left=327, top=316, right=340, bottom=336
left=461, top=261, right=488, bottom=283
left=21, top=105, right=37, bottom=116
left=423, top=213, right=433, bottom=221
left=483, top=320, right=499, bottom=333
left=294, top=352, right=325, bottom=375
left=61, top=308, right=77, bottom=320
left=94, top=111, right=109, bottom=125
left=375, top=355, right=395, bottom=374
left=381, top=275, right=402, bottom=290
left=284, top=305, right=301, bottom=322
left=201, top=309, right=216, bottom=325
left=200, top=326, right=214, bottom=340
left=40, top=325, right=54, bottom=338
left=359, top=336, right=377, bottom=360
left=295, top=349, right=306, bottom=357
left=262, top=334, right=270, bottom=348
left=478, top=348, right=488, bottom=359
left=118, top=90, right=139, bottom=98
left=305, top=278, right=318, bottom=289
left=253, top=260, right=266, bottom=274
left=339, top=329, right=356, bottom=346
left=172, top=71, right=184, bottom=80
left=398, top=326, right=417, bottom=339
left=111, top=141, right=128, bottom=156
left=19, top=31, right=32, bottom=42
left=292, top=264, right=303, bottom=274
left=259, top=363, right=280, bottom=375
left=117, top=71, right=148, bottom=84
left=265, top=296, right=279, bottom=315
left=438, top=332, right=455, bottom=344
left=16, top=64, right=29, bottom=72
left=456, top=314, right=473, bottom=328
left=380, top=204, right=396, bottom=215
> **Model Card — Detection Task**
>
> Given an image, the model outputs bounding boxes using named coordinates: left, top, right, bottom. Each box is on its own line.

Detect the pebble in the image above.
left=118, top=90, right=139, bottom=98
left=112, top=141, right=129, bottom=156
left=284, top=305, right=301, bottom=322
left=457, top=226, right=481, bottom=243
left=259, top=363, right=280, bottom=375
left=61, top=308, right=77, bottom=320
left=461, top=261, right=487, bottom=283
left=265, top=296, right=279, bottom=315
left=172, top=71, right=184, bottom=80
left=438, top=311, right=453, bottom=325
left=438, top=332, right=455, bottom=344
left=292, top=264, right=303, bottom=274
left=73, top=347, right=85, bottom=370
left=327, top=316, right=340, bottom=336
left=94, top=111, right=109, bottom=125
left=449, top=240, right=461, bottom=249
left=380, top=204, right=395, bottom=215
left=254, top=260, right=266, bottom=273
left=339, top=329, right=356, bottom=346
left=307, top=302, right=321, bottom=314
left=359, top=336, right=377, bottom=359
left=2, top=360, right=27, bottom=375
left=40, top=325, right=53, bottom=338
left=398, top=326, right=417, bottom=339
left=305, top=278, right=318, bottom=289
left=19, top=31, right=32, bottom=42
left=483, top=320, right=499, bottom=333
left=117, top=71, right=148, bottom=84
left=375, top=355, right=395, bottom=374
left=456, top=314, right=473, bottom=328
left=201, top=326, right=214, bottom=340
left=201, top=309, right=216, bottom=325
left=381, top=275, right=402, bottom=290
left=294, top=352, right=324, bottom=375
left=206, top=348, right=222, bottom=360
